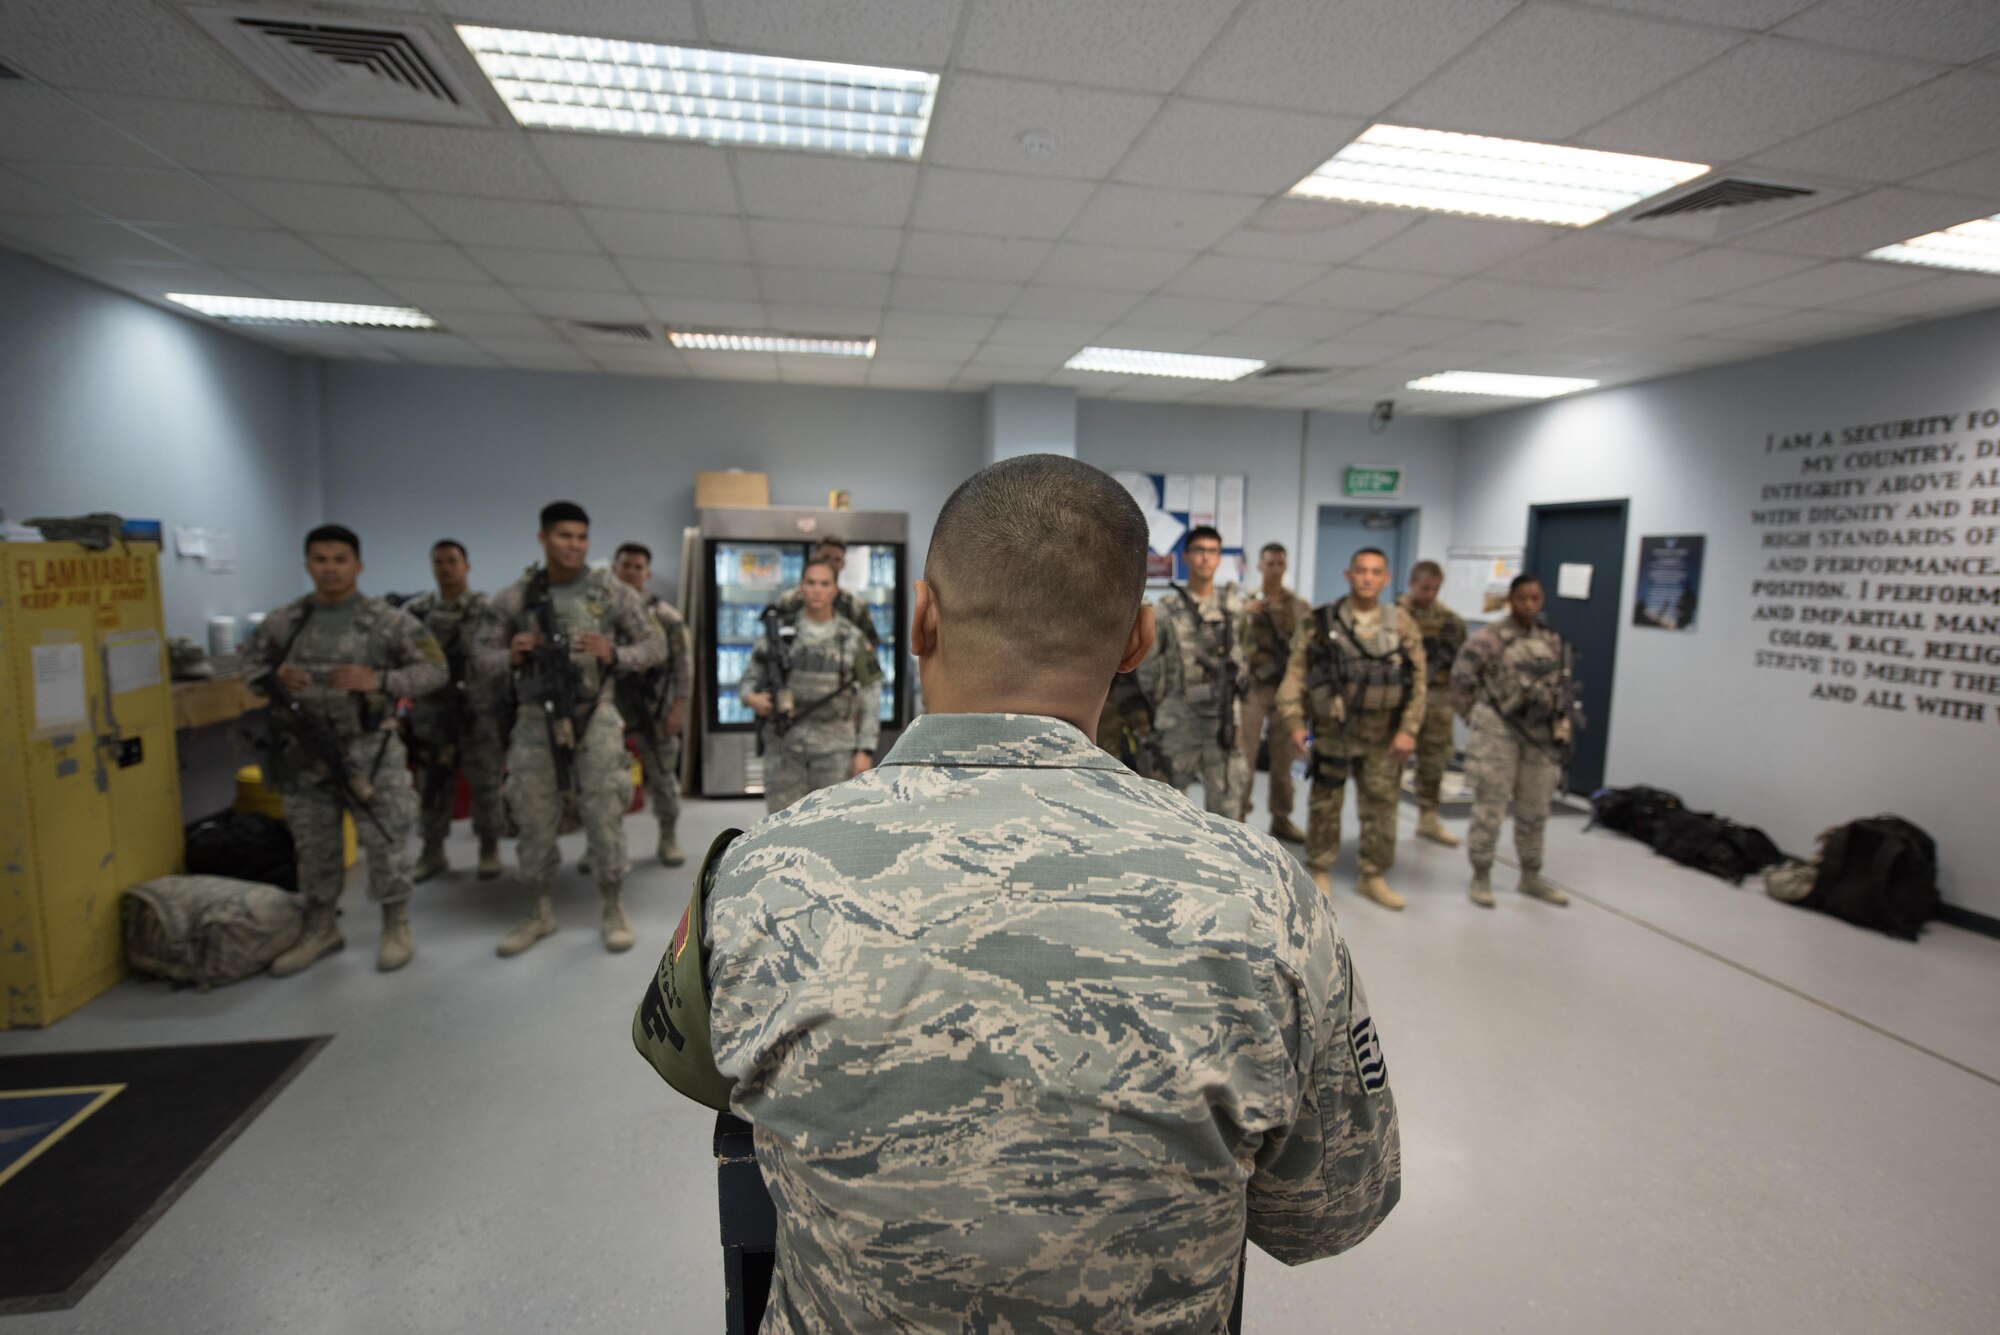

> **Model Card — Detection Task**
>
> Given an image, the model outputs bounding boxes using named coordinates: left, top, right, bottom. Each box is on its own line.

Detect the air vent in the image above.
left=1253, top=366, right=1332, bottom=379
left=1609, top=174, right=1842, bottom=242
left=190, top=8, right=488, bottom=124
left=565, top=321, right=655, bottom=344
left=1632, top=179, right=1815, bottom=221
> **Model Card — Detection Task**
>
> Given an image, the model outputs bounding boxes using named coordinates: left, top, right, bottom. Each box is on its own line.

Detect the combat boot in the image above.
left=377, top=902, right=414, bottom=972
left=1469, top=866, right=1495, bottom=908
left=476, top=837, right=503, bottom=881
left=600, top=884, right=636, bottom=953
left=1269, top=814, right=1306, bottom=844
left=1518, top=868, right=1570, bottom=907
left=1416, top=808, right=1460, bottom=847
left=271, top=905, right=344, bottom=977
left=1355, top=874, right=1406, bottom=911
left=412, top=840, right=448, bottom=883
left=1310, top=868, right=1333, bottom=897
left=659, top=827, right=685, bottom=867
left=496, top=894, right=557, bottom=957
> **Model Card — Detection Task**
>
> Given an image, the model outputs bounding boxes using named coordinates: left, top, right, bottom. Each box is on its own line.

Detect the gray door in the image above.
left=1525, top=501, right=1628, bottom=795
left=1313, top=507, right=1413, bottom=605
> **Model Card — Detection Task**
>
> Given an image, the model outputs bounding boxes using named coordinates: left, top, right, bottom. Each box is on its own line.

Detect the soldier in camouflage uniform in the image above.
left=739, top=557, right=882, bottom=812
left=244, top=525, right=447, bottom=975
left=611, top=543, right=694, bottom=867
left=1276, top=548, right=1427, bottom=911
left=767, top=535, right=880, bottom=648
left=634, top=455, right=1398, bottom=1331
left=404, top=540, right=507, bottom=883
left=1094, top=667, right=1170, bottom=782
left=474, top=502, right=665, bottom=957
left=1240, top=541, right=1312, bottom=840
left=1143, top=525, right=1250, bottom=817
left=1398, top=559, right=1468, bottom=848
left=1452, top=573, right=1574, bottom=909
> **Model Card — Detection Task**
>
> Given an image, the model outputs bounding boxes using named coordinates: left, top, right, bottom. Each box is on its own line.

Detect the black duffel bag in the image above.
left=1588, top=785, right=1683, bottom=844
left=1805, top=816, right=1939, bottom=940
left=183, top=811, right=297, bottom=891
left=1650, top=808, right=1786, bottom=885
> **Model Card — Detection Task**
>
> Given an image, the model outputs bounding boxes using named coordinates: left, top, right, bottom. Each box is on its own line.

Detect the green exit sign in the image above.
left=1344, top=466, right=1403, bottom=498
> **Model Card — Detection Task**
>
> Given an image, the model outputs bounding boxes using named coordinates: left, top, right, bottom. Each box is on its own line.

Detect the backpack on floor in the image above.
left=1650, top=808, right=1786, bottom=884
left=184, top=811, right=297, bottom=891
left=1588, top=785, right=1683, bottom=844
left=1805, top=816, right=1939, bottom=940
left=122, top=875, right=307, bottom=989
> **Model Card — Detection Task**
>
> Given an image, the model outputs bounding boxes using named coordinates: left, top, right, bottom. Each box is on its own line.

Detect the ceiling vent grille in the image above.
left=566, top=321, right=656, bottom=344
left=1610, top=174, right=1840, bottom=242
left=1254, top=365, right=1331, bottom=379
left=1631, top=178, right=1815, bottom=221
left=190, top=8, right=489, bottom=124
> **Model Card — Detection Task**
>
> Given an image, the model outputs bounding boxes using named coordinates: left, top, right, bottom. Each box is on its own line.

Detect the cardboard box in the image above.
left=696, top=471, right=770, bottom=508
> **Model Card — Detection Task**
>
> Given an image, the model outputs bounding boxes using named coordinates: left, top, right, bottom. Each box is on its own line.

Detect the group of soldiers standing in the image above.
left=1105, top=526, right=1580, bottom=913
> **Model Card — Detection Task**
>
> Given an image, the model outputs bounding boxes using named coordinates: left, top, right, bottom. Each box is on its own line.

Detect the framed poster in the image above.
left=1110, top=470, right=1250, bottom=586
left=1633, top=534, right=1704, bottom=631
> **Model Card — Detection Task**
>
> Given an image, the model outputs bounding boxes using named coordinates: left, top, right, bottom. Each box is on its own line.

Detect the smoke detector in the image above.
left=190, top=7, right=488, bottom=124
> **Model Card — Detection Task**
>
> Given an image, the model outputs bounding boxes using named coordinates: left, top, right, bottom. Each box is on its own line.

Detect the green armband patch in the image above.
left=632, top=828, right=744, bottom=1111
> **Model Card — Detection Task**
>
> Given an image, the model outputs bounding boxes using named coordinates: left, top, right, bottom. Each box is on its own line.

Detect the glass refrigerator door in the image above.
left=708, top=540, right=808, bottom=730
left=840, top=542, right=906, bottom=725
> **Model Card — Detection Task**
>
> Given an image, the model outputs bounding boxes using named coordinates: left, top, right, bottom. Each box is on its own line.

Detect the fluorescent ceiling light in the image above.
left=457, top=25, right=938, bottom=159
left=1864, top=214, right=2000, bottom=275
left=1064, top=348, right=1265, bottom=381
left=1289, top=124, right=1708, bottom=227
left=165, top=294, right=437, bottom=328
left=1407, top=371, right=1598, bottom=399
left=668, top=329, right=875, bottom=357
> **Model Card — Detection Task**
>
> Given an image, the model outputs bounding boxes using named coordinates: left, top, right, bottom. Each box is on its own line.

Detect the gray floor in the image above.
left=8, top=772, right=1999, bottom=1334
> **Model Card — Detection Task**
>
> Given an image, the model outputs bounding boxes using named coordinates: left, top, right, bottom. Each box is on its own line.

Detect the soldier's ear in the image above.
left=910, top=580, right=939, bottom=658
left=1119, top=604, right=1155, bottom=674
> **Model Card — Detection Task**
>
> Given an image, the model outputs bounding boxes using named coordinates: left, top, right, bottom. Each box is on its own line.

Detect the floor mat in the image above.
left=0, top=1037, right=327, bottom=1314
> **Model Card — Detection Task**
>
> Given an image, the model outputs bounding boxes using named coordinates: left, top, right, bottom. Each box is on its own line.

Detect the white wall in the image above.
left=1300, top=410, right=1460, bottom=604
left=1457, top=307, right=2000, bottom=915
left=0, top=251, right=320, bottom=637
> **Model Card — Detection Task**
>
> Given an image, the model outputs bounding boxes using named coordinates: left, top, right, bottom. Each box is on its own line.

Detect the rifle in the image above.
left=516, top=572, right=586, bottom=796
left=753, top=606, right=797, bottom=755
left=1171, top=586, right=1246, bottom=751
left=1478, top=626, right=1583, bottom=768
left=252, top=663, right=392, bottom=843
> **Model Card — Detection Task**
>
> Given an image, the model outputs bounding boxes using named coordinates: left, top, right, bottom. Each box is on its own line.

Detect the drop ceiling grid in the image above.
left=0, top=0, right=1990, bottom=405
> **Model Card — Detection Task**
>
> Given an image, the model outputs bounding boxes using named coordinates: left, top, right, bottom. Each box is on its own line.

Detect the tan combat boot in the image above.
left=496, top=894, right=557, bottom=957
left=270, top=905, right=344, bottom=977
left=1355, top=874, right=1406, bottom=911
left=1416, top=808, right=1461, bottom=847
left=600, top=884, right=636, bottom=953
left=659, top=826, right=686, bottom=867
left=377, top=902, right=414, bottom=972
left=476, top=837, right=503, bottom=881
left=412, top=840, right=448, bottom=883
left=1269, top=814, right=1306, bottom=844
left=1469, top=866, right=1496, bottom=908
left=1310, top=868, right=1333, bottom=897
left=1518, top=869, right=1570, bottom=907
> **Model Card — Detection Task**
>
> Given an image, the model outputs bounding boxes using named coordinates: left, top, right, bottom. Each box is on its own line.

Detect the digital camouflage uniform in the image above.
left=476, top=565, right=665, bottom=951
left=1397, top=593, right=1467, bottom=813
left=1240, top=588, right=1312, bottom=825
left=769, top=584, right=880, bottom=648
left=616, top=598, right=694, bottom=857
left=403, top=589, right=507, bottom=848
left=634, top=713, right=1400, bottom=1333
left=1452, top=618, right=1572, bottom=881
left=1274, top=600, right=1427, bottom=879
left=243, top=593, right=446, bottom=971
left=1144, top=582, right=1251, bottom=817
left=739, top=609, right=882, bottom=813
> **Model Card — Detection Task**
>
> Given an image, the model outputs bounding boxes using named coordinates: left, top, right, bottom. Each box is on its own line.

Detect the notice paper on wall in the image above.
left=1162, top=474, right=1191, bottom=513
left=1186, top=475, right=1217, bottom=527
left=1216, top=476, right=1246, bottom=548
left=32, top=642, right=88, bottom=732
left=174, top=525, right=208, bottom=558
left=105, top=629, right=164, bottom=695
left=205, top=530, right=237, bottom=574
left=1558, top=563, right=1594, bottom=600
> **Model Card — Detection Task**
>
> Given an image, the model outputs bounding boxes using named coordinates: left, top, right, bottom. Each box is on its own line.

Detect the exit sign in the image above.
left=1344, top=465, right=1403, bottom=497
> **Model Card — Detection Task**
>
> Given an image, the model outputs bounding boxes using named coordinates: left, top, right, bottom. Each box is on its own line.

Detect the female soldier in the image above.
left=740, top=557, right=882, bottom=813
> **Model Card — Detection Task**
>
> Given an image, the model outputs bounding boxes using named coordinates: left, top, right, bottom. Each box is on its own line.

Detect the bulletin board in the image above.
left=1445, top=546, right=1524, bottom=619
left=1110, top=471, right=1250, bottom=586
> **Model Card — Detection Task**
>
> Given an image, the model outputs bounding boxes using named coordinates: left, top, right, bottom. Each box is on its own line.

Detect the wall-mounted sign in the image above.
left=1344, top=465, right=1402, bottom=498
left=1633, top=534, right=1704, bottom=631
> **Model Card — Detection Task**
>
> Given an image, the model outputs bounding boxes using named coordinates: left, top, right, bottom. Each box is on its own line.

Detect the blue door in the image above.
left=1525, top=501, right=1628, bottom=795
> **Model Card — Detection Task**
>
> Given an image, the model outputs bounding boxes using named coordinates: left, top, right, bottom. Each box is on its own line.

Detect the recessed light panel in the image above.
left=668, top=329, right=876, bottom=357
left=1864, top=214, right=2000, bottom=276
left=457, top=25, right=939, bottom=159
left=1289, top=124, right=1708, bottom=227
left=1064, top=348, right=1265, bottom=381
left=166, top=294, right=438, bottom=328
left=1407, top=371, right=1598, bottom=399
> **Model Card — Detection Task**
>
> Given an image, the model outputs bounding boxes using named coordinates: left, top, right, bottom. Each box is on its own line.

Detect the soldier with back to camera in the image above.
left=404, top=539, right=508, bottom=884
left=635, top=455, right=1399, bottom=1333
left=1398, top=559, right=1468, bottom=849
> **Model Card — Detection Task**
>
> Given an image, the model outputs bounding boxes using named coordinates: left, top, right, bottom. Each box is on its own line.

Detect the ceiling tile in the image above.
left=1230, top=305, right=1375, bottom=341
left=880, top=311, right=998, bottom=340
left=1603, top=246, right=1823, bottom=298
left=1031, top=242, right=1190, bottom=291
left=1189, top=334, right=1309, bottom=361
left=889, top=275, right=1022, bottom=315
left=308, top=236, right=489, bottom=281
left=1609, top=300, right=1789, bottom=337
left=582, top=208, right=751, bottom=262
left=85, top=97, right=366, bottom=181
left=1183, top=0, right=1517, bottom=116
left=1063, top=185, right=1262, bottom=251
left=1290, top=267, right=1454, bottom=310
left=8, top=164, right=266, bottom=228
left=1902, top=150, right=2000, bottom=198
left=229, top=270, right=398, bottom=304
left=528, top=135, right=738, bottom=212
left=697, top=0, right=963, bottom=67
left=1776, top=0, right=2000, bottom=66
left=402, top=194, right=598, bottom=249
left=986, top=317, right=1105, bottom=347
left=59, top=257, right=253, bottom=296
left=446, top=0, right=700, bottom=41
left=0, top=85, right=164, bottom=169
left=617, top=258, right=760, bottom=300
left=747, top=220, right=903, bottom=272
left=1478, top=233, right=1698, bottom=288
left=414, top=311, right=548, bottom=338
left=1587, top=3, right=1815, bottom=31
left=1750, top=71, right=2000, bottom=183
left=1352, top=217, right=1559, bottom=275
left=1729, top=261, right=1931, bottom=308
left=1398, top=279, right=1566, bottom=320
left=1213, top=207, right=1417, bottom=265
left=210, top=178, right=437, bottom=238
left=761, top=305, right=885, bottom=334
left=1006, top=285, right=1145, bottom=321
left=509, top=288, right=652, bottom=321
left=1511, top=288, right=1688, bottom=329
left=924, top=75, right=1163, bottom=180
left=1285, top=340, right=1396, bottom=367
left=481, top=340, right=598, bottom=371
left=1160, top=255, right=1324, bottom=302
left=875, top=337, right=982, bottom=363
left=1576, top=39, right=1939, bottom=164
left=1827, top=270, right=2000, bottom=317
left=1114, top=100, right=1360, bottom=196
left=313, top=119, right=562, bottom=198
left=640, top=297, right=768, bottom=327
left=867, top=364, right=963, bottom=389
left=1736, top=187, right=1996, bottom=257
left=0, top=216, right=182, bottom=262
left=1, top=0, right=273, bottom=104
left=1389, top=5, right=1741, bottom=141
left=0, top=167, right=85, bottom=216
left=897, top=231, right=1051, bottom=282
left=969, top=343, right=1067, bottom=369
left=734, top=154, right=918, bottom=227
left=143, top=227, right=344, bottom=271
left=1344, top=313, right=1487, bottom=345
left=956, top=0, right=1234, bottom=93
left=757, top=267, right=894, bottom=308
left=467, top=247, right=629, bottom=290
left=1118, top=294, right=1262, bottom=331
left=909, top=168, right=1094, bottom=238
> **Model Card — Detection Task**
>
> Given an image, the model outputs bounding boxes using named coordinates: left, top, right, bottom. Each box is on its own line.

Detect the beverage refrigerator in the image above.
left=687, top=506, right=909, bottom=798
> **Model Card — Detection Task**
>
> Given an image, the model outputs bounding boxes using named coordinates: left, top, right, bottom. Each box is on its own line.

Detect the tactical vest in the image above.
left=1169, top=584, right=1243, bottom=712
left=1402, top=598, right=1464, bottom=688
left=1306, top=599, right=1411, bottom=720
left=1485, top=625, right=1567, bottom=733
left=1246, top=594, right=1303, bottom=687
left=519, top=566, right=623, bottom=708
left=279, top=595, right=397, bottom=737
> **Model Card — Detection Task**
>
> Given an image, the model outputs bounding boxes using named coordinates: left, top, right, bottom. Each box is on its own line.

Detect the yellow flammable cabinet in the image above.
left=1, top=541, right=183, bottom=1026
